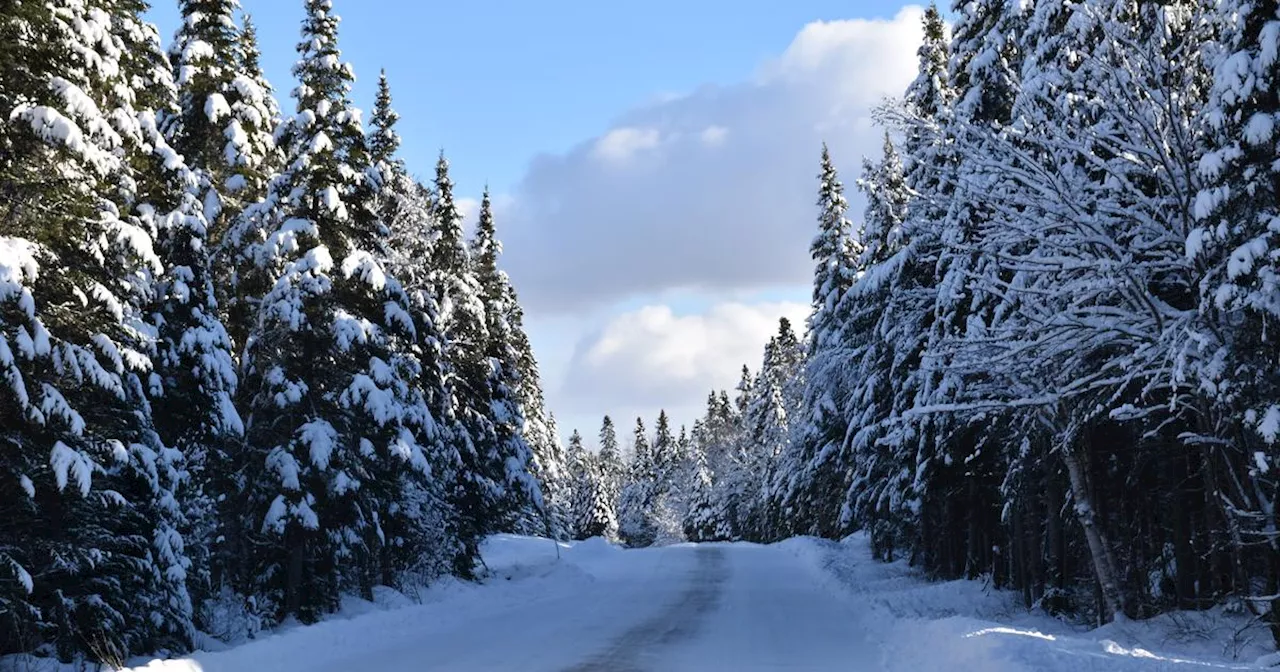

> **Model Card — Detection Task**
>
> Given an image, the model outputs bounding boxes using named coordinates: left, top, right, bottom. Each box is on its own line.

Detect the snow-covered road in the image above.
left=126, top=536, right=1269, bottom=671
left=566, top=544, right=879, bottom=671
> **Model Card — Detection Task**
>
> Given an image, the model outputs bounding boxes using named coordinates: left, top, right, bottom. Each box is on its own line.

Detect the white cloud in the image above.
left=699, top=125, right=729, bottom=146
left=499, top=7, right=924, bottom=313
left=457, top=196, right=481, bottom=231
left=559, top=300, right=810, bottom=424
left=592, top=127, right=662, bottom=163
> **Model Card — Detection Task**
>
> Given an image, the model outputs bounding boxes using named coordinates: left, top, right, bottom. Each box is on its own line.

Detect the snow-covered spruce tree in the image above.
left=655, top=423, right=710, bottom=539
left=1194, top=0, right=1280, bottom=641
left=679, top=423, right=716, bottom=541
left=772, top=323, right=806, bottom=540
left=594, top=415, right=623, bottom=534
left=839, top=136, right=914, bottom=561
left=237, top=0, right=430, bottom=622
left=146, top=90, right=244, bottom=648
left=697, top=372, right=754, bottom=541
left=566, top=429, right=588, bottom=536
left=0, top=1, right=195, bottom=662
left=363, top=70, right=456, bottom=588
left=567, top=430, right=615, bottom=539
left=839, top=3, right=953, bottom=569
left=685, top=393, right=737, bottom=541
left=368, top=70, right=400, bottom=170
left=738, top=319, right=802, bottom=541
left=904, top=0, right=1028, bottom=583
left=430, top=158, right=537, bottom=575
left=617, top=417, right=657, bottom=546
left=773, top=146, right=860, bottom=540
left=469, top=189, right=544, bottom=537
left=165, top=0, right=280, bottom=246
left=733, top=365, right=754, bottom=417
left=704, top=371, right=764, bottom=542
left=156, top=0, right=273, bottom=615
left=645, top=410, right=687, bottom=543
left=168, top=5, right=281, bottom=353
left=947, top=0, right=1023, bottom=125
left=508, top=294, right=572, bottom=539
left=376, top=143, right=469, bottom=581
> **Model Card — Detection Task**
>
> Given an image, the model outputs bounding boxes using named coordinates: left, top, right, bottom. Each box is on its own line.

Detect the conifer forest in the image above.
left=2, top=0, right=1280, bottom=667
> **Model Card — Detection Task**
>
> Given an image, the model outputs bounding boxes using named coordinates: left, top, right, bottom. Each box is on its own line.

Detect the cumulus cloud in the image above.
left=500, top=7, right=924, bottom=313
left=558, top=300, right=810, bottom=420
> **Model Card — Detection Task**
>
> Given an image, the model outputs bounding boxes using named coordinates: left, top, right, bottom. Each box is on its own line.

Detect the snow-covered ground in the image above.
left=786, top=534, right=1275, bottom=671
left=83, top=535, right=1276, bottom=670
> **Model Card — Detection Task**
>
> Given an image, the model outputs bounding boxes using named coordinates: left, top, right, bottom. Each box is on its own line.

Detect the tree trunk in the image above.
left=966, top=478, right=981, bottom=579
left=1269, top=496, right=1280, bottom=648
left=286, top=538, right=304, bottom=619
left=1013, top=496, right=1032, bottom=607
left=1169, top=449, right=1196, bottom=609
left=1044, top=466, right=1064, bottom=604
left=1060, top=436, right=1128, bottom=621
left=359, top=546, right=375, bottom=602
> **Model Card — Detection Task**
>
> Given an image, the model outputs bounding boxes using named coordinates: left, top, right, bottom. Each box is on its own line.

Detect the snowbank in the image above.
left=784, top=533, right=1272, bottom=671
left=115, top=535, right=623, bottom=672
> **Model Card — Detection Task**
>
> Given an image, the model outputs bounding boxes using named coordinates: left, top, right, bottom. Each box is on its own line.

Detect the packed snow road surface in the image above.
left=126, top=535, right=1269, bottom=671
left=564, top=544, right=878, bottom=671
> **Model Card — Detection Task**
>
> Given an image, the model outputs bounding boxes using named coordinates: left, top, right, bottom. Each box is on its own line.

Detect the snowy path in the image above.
left=127, top=536, right=1268, bottom=672
left=651, top=544, right=879, bottom=670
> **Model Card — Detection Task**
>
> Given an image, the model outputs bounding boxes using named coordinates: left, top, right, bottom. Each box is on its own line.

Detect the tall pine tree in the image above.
left=470, top=189, right=543, bottom=536
left=775, top=146, right=860, bottom=539
left=237, top=0, right=430, bottom=622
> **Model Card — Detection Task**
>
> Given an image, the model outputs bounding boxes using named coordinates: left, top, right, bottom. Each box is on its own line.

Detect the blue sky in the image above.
left=147, top=0, right=911, bottom=201
left=146, top=0, right=926, bottom=446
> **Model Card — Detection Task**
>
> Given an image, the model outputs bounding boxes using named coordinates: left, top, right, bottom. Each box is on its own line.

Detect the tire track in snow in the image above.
left=563, top=547, right=727, bottom=672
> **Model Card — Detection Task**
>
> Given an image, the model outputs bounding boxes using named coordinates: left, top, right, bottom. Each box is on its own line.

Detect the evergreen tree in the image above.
left=369, top=70, right=400, bottom=167
left=154, top=0, right=265, bottom=615
left=367, top=70, right=413, bottom=252
left=566, top=429, right=588, bottom=536
left=568, top=430, right=616, bottom=539
left=845, top=3, right=955, bottom=567
left=776, top=146, right=860, bottom=539
left=165, top=0, right=279, bottom=239
left=646, top=410, right=686, bottom=543
left=748, top=319, right=803, bottom=540
left=470, top=189, right=543, bottom=536
left=680, top=422, right=717, bottom=541
left=843, top=137, right=913, bottom=559
left=509, top=294, right=571, bottom=539
left=596, top=415, right=624, bottom=512
left=168, top=4, right=281, bottom=351
left=918, top=0, right=1026, bottom=581
left=806, top=145, right=859, bottom=357
left=1194, top=0, right=1280, bottom=639
left=948, top=0, right=1023, bottom=124
left=0, top=0, right=194, bottom=661
left=237, top=0, right=430, bottom=622
left=734, top=365, right=754, bottom=417
left=651, top=410, right=676, bottom=483
left=686, top=393, right=739, bottom=540
left=363, top=69, right=456, bottom=590
left=428, top=157, right=538, bottom=574
left=617, top=417, right=656, bottom=546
